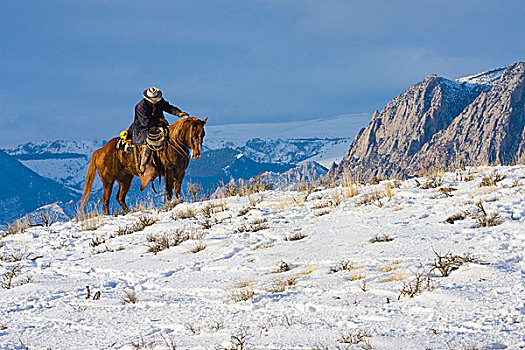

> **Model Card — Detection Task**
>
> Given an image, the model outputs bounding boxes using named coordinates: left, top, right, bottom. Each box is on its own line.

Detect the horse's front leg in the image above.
left=165, top=169, right=175, bottom=202
left=173, top=171, right=185, bottom=200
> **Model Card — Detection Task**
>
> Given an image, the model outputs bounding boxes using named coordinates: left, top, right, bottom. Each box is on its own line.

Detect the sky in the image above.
left=1, top=0, right=525, bottom=147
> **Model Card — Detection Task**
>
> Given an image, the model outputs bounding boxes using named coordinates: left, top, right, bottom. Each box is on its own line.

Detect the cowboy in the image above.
left=128, top=87, right=189, bottom=174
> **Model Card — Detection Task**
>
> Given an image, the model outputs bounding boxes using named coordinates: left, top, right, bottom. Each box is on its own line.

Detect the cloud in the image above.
left=1, top=0, right=524, bottom=146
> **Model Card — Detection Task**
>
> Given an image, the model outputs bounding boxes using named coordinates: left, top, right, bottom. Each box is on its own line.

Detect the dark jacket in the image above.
left=129, top=98, right=182, bottom=145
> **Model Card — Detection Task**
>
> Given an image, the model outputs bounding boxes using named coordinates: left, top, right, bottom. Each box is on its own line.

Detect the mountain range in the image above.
left=0, top=115, right=368, bottom=224
left=329, top=62, right=525, bottom=180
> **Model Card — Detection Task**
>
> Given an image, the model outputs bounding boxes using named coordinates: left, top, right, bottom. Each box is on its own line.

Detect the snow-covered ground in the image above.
left=1, top=165, right=524, bottom=349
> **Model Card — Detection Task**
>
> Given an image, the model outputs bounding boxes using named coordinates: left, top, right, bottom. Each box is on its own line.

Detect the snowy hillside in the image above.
left=1, top=165, right=523, bottom=349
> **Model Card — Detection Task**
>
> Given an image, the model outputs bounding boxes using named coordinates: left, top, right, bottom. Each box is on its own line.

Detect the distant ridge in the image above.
left=0, top=150, right=79, bottom=224
left=329, top=62, right=525, bottom=180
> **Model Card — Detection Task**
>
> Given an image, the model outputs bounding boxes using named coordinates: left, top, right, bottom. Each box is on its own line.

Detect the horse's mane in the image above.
left=169, top=116, right=201, bottom=138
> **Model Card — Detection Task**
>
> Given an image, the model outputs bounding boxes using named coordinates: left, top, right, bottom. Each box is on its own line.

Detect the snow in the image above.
left=456, top=67, right=507, bottom=86
left=1, top=165, right=524, bottom=349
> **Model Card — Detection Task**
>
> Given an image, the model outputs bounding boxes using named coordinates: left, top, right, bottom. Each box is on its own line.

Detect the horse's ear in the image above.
left=202, top=117, right=208, bottom=124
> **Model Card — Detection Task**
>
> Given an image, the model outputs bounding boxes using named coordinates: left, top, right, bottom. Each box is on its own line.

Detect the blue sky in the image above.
left=1, top=0, right=524, bottom=147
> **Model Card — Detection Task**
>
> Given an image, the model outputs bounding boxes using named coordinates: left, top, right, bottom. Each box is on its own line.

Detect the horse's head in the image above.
left=189, top=117, right=207, bottom=160
left=170, top=116, right=207, bottom=160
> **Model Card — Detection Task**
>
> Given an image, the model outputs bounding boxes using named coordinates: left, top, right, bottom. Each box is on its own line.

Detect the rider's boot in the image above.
left=138, top=145, right=156, bottom=191
left=139, top=145, right=151, bottom=175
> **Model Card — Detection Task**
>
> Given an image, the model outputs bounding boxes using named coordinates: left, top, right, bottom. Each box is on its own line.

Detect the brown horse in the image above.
left=80, top=116, right=207, bottom=215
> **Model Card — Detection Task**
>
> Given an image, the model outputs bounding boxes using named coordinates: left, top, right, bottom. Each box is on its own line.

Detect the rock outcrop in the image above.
left=411, top=62, right=525, bottom=171
left=330, top=62, right=525, bottom=180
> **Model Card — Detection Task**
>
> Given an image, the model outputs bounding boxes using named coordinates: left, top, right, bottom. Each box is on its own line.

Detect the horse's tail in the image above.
left=80, top=150, right=99, bottom=212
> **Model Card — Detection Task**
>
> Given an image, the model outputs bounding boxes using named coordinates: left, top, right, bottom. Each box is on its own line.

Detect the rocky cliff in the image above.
left=330, top=62, right=525, bottom=180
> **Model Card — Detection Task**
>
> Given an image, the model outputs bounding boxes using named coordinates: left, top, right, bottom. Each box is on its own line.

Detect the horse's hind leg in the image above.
left=116, top=177, right=132, bottom=214
left=101, top=180, right=114, bottom=215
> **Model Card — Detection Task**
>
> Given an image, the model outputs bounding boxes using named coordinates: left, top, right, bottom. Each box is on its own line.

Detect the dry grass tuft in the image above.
left=2, top=218, right=31, bottom=238
left=268, top=276, right=297, bottom=293
left=378, top=272, right=405, bottom=283
left=347, top=272, right=366, bottom=281
left=370, top=234, right=393, bottom=243
left=189, top=240, right=207, bottom=253
left=229, top=287, right=255, bottom=302
left=479, top=173, right=506, bottom=187
left=174, top=208, right=197, bottom=220
left=339, top=329, right=371, bottom=345
left=342, top=171, right=360, bottom=198
left=122, top=290, right=138, bottom=304
left=330, top=259, right=355, bottom=273
left=147, top=229, right=190, bottom=254
left=420, top=176, right=443, bottom=189
left=234, top=218, right=269, bottom=234
left=284, top=231, right=308, bottom=241
left=356, top=190, right=385, bottom=207
left=115, top=215, right=157, bottom=236
left=74, top=207, right=105, bottom=231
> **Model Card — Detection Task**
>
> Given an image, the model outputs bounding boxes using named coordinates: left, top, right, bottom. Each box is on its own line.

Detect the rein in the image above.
left=168, top=136, right=191, bottom=160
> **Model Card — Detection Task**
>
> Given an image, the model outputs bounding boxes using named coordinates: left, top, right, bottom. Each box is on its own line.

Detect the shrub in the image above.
left=339, top=329, right=371, bottom=344
left=189, top=240, right=207, bottom=253
left=479, top=173, right=505, bottom=187
left=234, top=218, right=269, bottom=234
left=147, top=229, right=191, bottom=254
left=356, top=190, right=385, bottom=207
left=330, top=259, right=355, bottom=273
left=431, top=251, right=478, bottom=277
left=1, top=264, right=23, bottom=289
left=115, top=215, right=157, bottom=236
left=174, top=208, right=197, bottom=220
left=218, top=328, right=251, bottom=350
left=421, top=176, right=443, bottom=189
left=446, top=211, right=469, bottom=224
left=398, top=270, right=433, bottom=299
left=186, top=182, right=203, bottom=202
left=473, top=200, right=502, bottom=228
left=89, top=236, right=106, bottom=248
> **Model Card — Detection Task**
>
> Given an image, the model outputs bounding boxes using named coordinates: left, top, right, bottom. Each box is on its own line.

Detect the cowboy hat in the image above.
left=143, top=87, right=163, bottom=103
